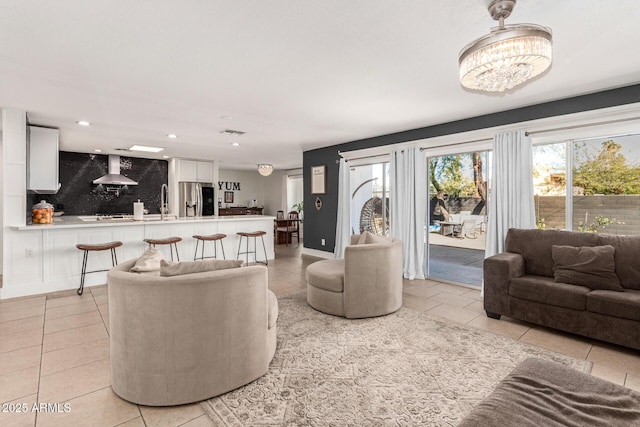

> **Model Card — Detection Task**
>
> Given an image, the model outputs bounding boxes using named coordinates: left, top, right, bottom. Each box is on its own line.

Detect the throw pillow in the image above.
left=551, top=245, right=624, bottom=291
left=129, top=247, right=165, bottom=272
left=160, top=259, right=244, bottom=277
left=364, top=232, right=392, bottom=244
left=356, top=232, right=370, bottom=245
left=355, top=231, right=392, bottom=245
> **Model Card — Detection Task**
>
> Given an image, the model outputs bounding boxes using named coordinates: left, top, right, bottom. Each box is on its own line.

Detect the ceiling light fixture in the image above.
left=94, top=149, right=102, bottom=153
left=459, top=0, right=552, bottom=93
left=167, top=134, right=177, bottom=139
left=129, top=145, right=165, bottom=153
left=257, top=164, right=273, bottom=177
left=77, top=120, right=91, bottom=126
left=231, top=142, right=240, bottom=147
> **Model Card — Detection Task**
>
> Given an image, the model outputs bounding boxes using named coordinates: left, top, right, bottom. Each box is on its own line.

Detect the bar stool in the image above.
left=76, top=241, right=123, bottom=295
left=143, top=237, right=182, bottom=261
left=236, top=231, right=268, bottom=266
left=192, top=233, right=226, bottom=261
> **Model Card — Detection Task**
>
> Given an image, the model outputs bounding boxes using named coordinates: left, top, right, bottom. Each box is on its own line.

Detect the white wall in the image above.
left=218, top=169, right=265, bottom=207
left=262, top=170, right=286, bottom=216
left=0, top=130, right=3, bottom=276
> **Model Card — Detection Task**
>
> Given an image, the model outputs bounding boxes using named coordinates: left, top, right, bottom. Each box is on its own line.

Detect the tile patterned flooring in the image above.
left=1, top=243, right=640, bottom=426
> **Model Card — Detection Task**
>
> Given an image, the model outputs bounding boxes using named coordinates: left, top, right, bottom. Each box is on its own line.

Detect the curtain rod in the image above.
left=337, top=151, right=390, bottom=163
left=419, top=137, right=493, bottom=150
left=525, top=116, right=640, bottom=137
left=338, top=114, right=640, bottom=163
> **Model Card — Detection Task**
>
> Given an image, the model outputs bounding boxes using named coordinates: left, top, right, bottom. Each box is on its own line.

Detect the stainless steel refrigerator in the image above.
left=178, top=182, right=215, bottom=217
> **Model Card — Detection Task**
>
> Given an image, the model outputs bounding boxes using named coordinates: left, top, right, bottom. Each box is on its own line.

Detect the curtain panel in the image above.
left=390, top=147, right=427, bottom=279
left=334, top=158, right=351, bottom=259
left=486, top=130, right=536, bottom=260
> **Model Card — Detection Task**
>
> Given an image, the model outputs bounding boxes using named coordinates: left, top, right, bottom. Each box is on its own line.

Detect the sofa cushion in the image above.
left=505, top=229, right=601, bottom=277
left=305, top=259, right=345, bottom=292
left=597, top=234, right=640, bottom=290
left=509, top=275, right=590, bottom=310
left=587, top=289, right=640, bottom=322
left=267, top=290, right=278, bottom=329
left=552, top=245, right=623, bottom=291
left=160, top=259, right=244, bottom=277
left=130, top=247, right=165, bottom=272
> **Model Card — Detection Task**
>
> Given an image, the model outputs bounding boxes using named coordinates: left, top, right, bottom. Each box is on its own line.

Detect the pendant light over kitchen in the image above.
left=257, top=164, right=273, bottom=177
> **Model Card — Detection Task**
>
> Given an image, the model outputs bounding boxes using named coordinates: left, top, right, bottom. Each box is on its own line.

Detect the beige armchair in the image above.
left=306, top=234, right=403, bottom=318
left=108, top=259, right=277, bottom=406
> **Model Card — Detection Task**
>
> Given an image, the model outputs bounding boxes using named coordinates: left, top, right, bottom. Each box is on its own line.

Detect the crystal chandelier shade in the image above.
left=459, top=1, right=552, bottom=92
left=257, top=164, right=273, bottom=176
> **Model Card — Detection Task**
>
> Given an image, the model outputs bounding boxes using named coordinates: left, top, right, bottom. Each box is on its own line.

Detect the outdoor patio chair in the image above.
left=454, top=220, right=478, bottom=239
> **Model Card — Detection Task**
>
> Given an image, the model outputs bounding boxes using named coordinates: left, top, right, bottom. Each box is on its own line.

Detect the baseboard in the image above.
left=301, top=247, right=334, bottom=259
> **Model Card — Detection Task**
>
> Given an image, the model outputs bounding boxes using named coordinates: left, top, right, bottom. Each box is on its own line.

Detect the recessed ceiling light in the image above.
left=167, top=134, right=177, bottom=139
left=77, top=120, right=91, bottom=126
left=94, top=149, right=102, bottom=153
left=162, top=155, right=169, bottom=158
left=129, top=145, right=165, bottom=153
left=231, top=142, right=240, bottom=147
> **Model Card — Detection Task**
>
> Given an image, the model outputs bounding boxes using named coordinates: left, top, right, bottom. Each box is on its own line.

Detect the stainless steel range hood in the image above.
left=93, top=155, right=138, bottom=186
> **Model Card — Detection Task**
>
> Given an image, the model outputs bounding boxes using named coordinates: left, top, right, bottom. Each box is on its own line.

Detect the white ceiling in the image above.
left=1, top=1, right=639, bottom=170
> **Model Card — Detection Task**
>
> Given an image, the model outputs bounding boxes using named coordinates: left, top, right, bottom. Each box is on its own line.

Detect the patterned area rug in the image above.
left=201, top=292, right=591, bottom=426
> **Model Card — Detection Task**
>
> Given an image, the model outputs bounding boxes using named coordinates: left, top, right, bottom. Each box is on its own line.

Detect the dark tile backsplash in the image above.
left=29, top=152, right=168, bottom=215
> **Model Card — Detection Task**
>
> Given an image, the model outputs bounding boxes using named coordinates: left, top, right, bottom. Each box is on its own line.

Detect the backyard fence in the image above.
left=535, top=195, right=640, bottom=235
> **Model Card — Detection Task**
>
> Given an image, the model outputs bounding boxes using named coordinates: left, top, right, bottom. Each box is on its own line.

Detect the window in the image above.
left=571, top=134, right=640, bottom=234
left=350, top=163, right=390, bottom=236
left=533, top=142, right=567, bottom=230
left=533, top=132, right=640, bottom=235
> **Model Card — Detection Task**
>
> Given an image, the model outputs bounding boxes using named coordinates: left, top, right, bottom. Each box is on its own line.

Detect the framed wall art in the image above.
left=311, top=165, right=326, bottom=194
left=224, top=191, right=234, bottom=203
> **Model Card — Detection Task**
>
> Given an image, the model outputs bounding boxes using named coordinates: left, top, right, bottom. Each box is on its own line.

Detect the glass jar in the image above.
left=32, top=200, right=54, bottom=224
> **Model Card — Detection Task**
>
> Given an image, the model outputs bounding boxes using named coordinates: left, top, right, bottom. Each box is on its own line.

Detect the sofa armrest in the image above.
left=483, top=252, right=525, bottom=316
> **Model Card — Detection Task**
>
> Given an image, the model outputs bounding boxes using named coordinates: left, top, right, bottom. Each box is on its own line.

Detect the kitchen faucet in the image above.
left=160, top=184, right=168, bottom=220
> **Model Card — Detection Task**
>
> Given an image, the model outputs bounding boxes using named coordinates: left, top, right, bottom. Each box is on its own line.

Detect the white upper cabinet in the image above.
left=28, top=126, right=60, bottom=193
left=196, top=161, right=213, bottom=182
left=177, top=159, right=212, bottom=183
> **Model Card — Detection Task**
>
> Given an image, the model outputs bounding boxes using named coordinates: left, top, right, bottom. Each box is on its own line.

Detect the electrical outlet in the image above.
left=321, top=238, right=325, bottom=246
left=25, top=249, right=34, bottom=258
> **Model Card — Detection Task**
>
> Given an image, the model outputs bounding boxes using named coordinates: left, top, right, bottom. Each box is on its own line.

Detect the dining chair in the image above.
left=276, top=211, right=300, bottom=246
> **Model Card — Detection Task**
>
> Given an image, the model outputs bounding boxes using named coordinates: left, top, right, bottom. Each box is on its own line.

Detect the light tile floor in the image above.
left=1, top=243, right=640, bottom=426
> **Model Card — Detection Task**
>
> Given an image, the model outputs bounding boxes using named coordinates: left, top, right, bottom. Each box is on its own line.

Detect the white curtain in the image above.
left=334, top=158, right=351, bottom=259
left=390, top=147, right=427, bottom=279
left=486, top=130, right=536, bottom=259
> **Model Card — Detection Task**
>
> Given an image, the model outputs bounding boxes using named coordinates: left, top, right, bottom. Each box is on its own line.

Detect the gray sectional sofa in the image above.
left=484, top=228, right=640, bottom=351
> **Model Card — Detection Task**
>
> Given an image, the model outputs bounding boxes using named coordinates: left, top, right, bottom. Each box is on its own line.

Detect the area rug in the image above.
left=201, top=292, right=591, bottom=426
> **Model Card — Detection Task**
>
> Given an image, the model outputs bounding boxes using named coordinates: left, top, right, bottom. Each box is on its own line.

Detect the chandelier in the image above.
left=459, top=0, right=552, bottom=93
left=257, top=164, right=273, bottom=176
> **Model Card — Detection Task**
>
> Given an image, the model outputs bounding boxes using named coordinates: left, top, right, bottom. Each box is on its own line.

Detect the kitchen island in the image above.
left=2, top=215, right=276, bottom=299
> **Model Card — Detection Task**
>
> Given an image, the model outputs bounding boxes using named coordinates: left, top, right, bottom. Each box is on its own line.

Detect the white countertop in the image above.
left=13, top=214, right=276, bottom=231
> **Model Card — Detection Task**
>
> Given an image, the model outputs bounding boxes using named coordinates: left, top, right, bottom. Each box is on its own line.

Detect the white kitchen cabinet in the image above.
left=177, top=159, right=212, bottom=183
left=196, top=161, right=213, bottom=182
left=28, top=126, right=60, bottom=193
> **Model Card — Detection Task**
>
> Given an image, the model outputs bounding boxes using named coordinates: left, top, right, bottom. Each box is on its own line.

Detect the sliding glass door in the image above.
left=426, top=150, right=490, bottom=287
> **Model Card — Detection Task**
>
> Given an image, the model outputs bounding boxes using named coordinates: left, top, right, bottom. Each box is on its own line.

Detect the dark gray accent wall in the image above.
left=29, top=152, right=168, bottom=215
left=303, top=84, right=640, bottom=252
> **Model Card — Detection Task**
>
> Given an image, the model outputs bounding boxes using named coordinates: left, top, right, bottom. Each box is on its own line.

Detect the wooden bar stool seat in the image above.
left=192, top=233, right=227, bottom=260
left=236, top=231, right=268, bottom=266
left=76, top=241, right=123, bottom=295
left=143, top=237, right=182, bottom=261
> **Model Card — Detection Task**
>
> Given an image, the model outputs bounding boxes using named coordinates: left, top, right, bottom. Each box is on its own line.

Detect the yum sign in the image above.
left=218, top=182, right=241, bottom=191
